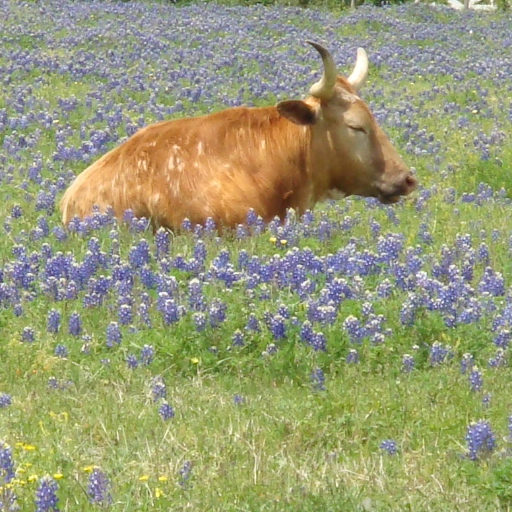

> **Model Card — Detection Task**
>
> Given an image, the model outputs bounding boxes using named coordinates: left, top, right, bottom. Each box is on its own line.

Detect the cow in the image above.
left=60, top=41, right=417, bottom=231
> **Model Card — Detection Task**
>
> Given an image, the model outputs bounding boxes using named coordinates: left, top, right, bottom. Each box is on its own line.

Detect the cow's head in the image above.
left=277, top=41, right=417, bottom=204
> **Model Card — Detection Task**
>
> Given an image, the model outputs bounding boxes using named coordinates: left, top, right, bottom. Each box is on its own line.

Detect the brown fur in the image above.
left=60, top=76, right=416, bottom=230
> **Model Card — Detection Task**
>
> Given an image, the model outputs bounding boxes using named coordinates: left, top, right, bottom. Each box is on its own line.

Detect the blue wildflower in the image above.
left=106, top=322, right=122, bottom=347
left=159, top=402, right=175, bottom=420
left=468, top=368, right=483, bottom=393
left=54, top=344, right=67, bottom=358
left=87, top=468, right=112, bottom=506
left=346, top=348, right=359, bottom=364
left=465, top=420, right=495, bottom=460
left=35, top=476, right=59, bottom=512
left=233, top=394, right=245, bottom=404
left=429, top=341, right=451, bottom=366
left=460, top=353, right=474, bottom=374
left=68, top=311, right=82, bottom=336
left=178, top=461, right=192, bottom=488
left=379, top=439, right=397, bottom=455
left=20, top=326, right=35, bottom=342
left=0, top=440, right=15, bottom=483
left=46, top=309, right=61, bottom=334
left=152, top=377, right=166, bottom=401
left=0, top=440, right=17, bottom=511
left=310, top=368, right=325, bottom=391
left=126, top=354, right=138, bottom=369
left=139, top=345, right=154, bottom=366
left=401, top=354, right=414, bottom=373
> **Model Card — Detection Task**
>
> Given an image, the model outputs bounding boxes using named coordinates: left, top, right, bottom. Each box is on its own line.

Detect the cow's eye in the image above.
left=349, top=125, right=367, bottom=134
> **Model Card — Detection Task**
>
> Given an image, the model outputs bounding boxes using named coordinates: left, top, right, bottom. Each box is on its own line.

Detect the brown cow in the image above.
left=60, top=41, right=417, bottom=230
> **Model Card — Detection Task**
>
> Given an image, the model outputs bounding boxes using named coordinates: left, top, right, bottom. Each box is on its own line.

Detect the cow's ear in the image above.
left=276, top=100, right=317, bottom=126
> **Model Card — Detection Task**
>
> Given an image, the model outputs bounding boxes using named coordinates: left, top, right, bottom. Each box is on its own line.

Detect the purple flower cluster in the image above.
left=465, top=420, right=496, bottom=461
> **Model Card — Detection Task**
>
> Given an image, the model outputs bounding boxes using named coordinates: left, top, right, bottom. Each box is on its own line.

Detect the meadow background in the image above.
left=1, top=0, right=512, bottom=510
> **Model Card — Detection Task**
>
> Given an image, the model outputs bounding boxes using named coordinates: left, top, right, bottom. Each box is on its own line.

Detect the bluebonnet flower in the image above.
left=311, top=332, right=326, bottom=351
left=152, top=377, right=166, bottom=401
left=465, top=420, right=495, bottom=460
left=267, top=314, right=286, bottom=340
left=54, top=345, right=67, bottom=358
left=343, top=316, right=364, bottom=343
left=188, top=279, right=205, bottom=311
left=158, top=297, right=180, bottom=325
left=482, top=393, right=491, bottom=408
left=178, top=461, right=193, bottom=488
left=0, top=440, right=17, bottom=511
left=310, top=368, right=325, bottom=391
left=245, top=313, right=260, bottom=332
left=262, top=343, right=277, bottom=356
left=117, top=304, right=133, bottom=325
left=192, top=312, right=207, bottom=331
left=139, top=345, right=154, bottom=366
left=128, top=239, right=150, bottom=268
left=35, top=476, right=59, bottom=512
left=0, top=440, right=15, bottom=483
left=68, top=311, right=82, bottom=336
left=493, top=328, right=511, bottom=348
left=11, top=205, right=22, bottom=218
left=231, top=330, right=244, bottom=347
left=379, top=439, right=397, bottom=455
left=401, top=354, right=414, bottom=373
left=106, top=322, right=122, bottom=346
left=346, top=348, right=359, bottom=364
left=87, top=468, right=112, bottom=506
left=376, top=279, right=393, bottom=298
left=460, top=353, right=474, bottom=374
left=232, top=394, right=245, bottom=404
left=478, top=267, right=504, bottom=296
left=158, top=402, right=175, bottom=420
left=46, top=309, right=61, bottom=334
left=126, top=354, right=138, bottom=369
left=47, top=377, right=59, bottom=390
left=21, top=326, right=35, bottom=342
left=488, top=349, right=506, bottom=368
left=468, top=368, right=483, bottom=393
left=154, top=228, right=170, bottom=259
left=429, top=341, right=451, bottom=366
left=208, top=299, right=226, bottom=327
left=181, top=218, right=192, bottom=231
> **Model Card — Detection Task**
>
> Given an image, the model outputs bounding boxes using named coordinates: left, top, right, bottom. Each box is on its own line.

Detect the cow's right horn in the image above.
left=307, top=41, right=337, bottom=100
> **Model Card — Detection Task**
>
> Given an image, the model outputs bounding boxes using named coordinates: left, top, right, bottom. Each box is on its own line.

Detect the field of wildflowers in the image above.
left=1, top=0, right=512, bottom=510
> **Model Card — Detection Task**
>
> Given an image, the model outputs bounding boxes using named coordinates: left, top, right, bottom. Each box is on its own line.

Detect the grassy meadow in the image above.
left=1, top=0, right=512, bottom=510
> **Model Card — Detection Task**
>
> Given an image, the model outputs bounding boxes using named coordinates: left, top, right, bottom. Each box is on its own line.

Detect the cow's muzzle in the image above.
left=377, top=172, right=417, bottom=203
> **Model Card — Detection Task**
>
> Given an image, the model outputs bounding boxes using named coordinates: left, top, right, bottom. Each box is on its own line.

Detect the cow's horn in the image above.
left=347, top=48, right=368, bottom=91
left=307, top=41, right=337, bottom=100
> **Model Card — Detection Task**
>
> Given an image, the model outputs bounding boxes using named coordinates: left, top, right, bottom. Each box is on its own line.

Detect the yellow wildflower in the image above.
left=53, top=473, right=64, bottom=479
left=154, top=487, right=164, bottom=498
left=138, top=475, right=149, bottom=481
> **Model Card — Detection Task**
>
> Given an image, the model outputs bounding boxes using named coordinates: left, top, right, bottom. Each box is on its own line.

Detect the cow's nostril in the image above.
left=404, top=174, right=417, bottom=188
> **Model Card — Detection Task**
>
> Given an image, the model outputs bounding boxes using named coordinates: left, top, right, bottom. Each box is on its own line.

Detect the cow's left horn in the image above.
left=347, top=48, right=368, bottom=91
left=307, top=41, right=337, bottom=100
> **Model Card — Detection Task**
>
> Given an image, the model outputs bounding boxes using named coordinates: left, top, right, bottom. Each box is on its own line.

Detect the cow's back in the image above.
left=60, top=106, right=311, bottom=229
